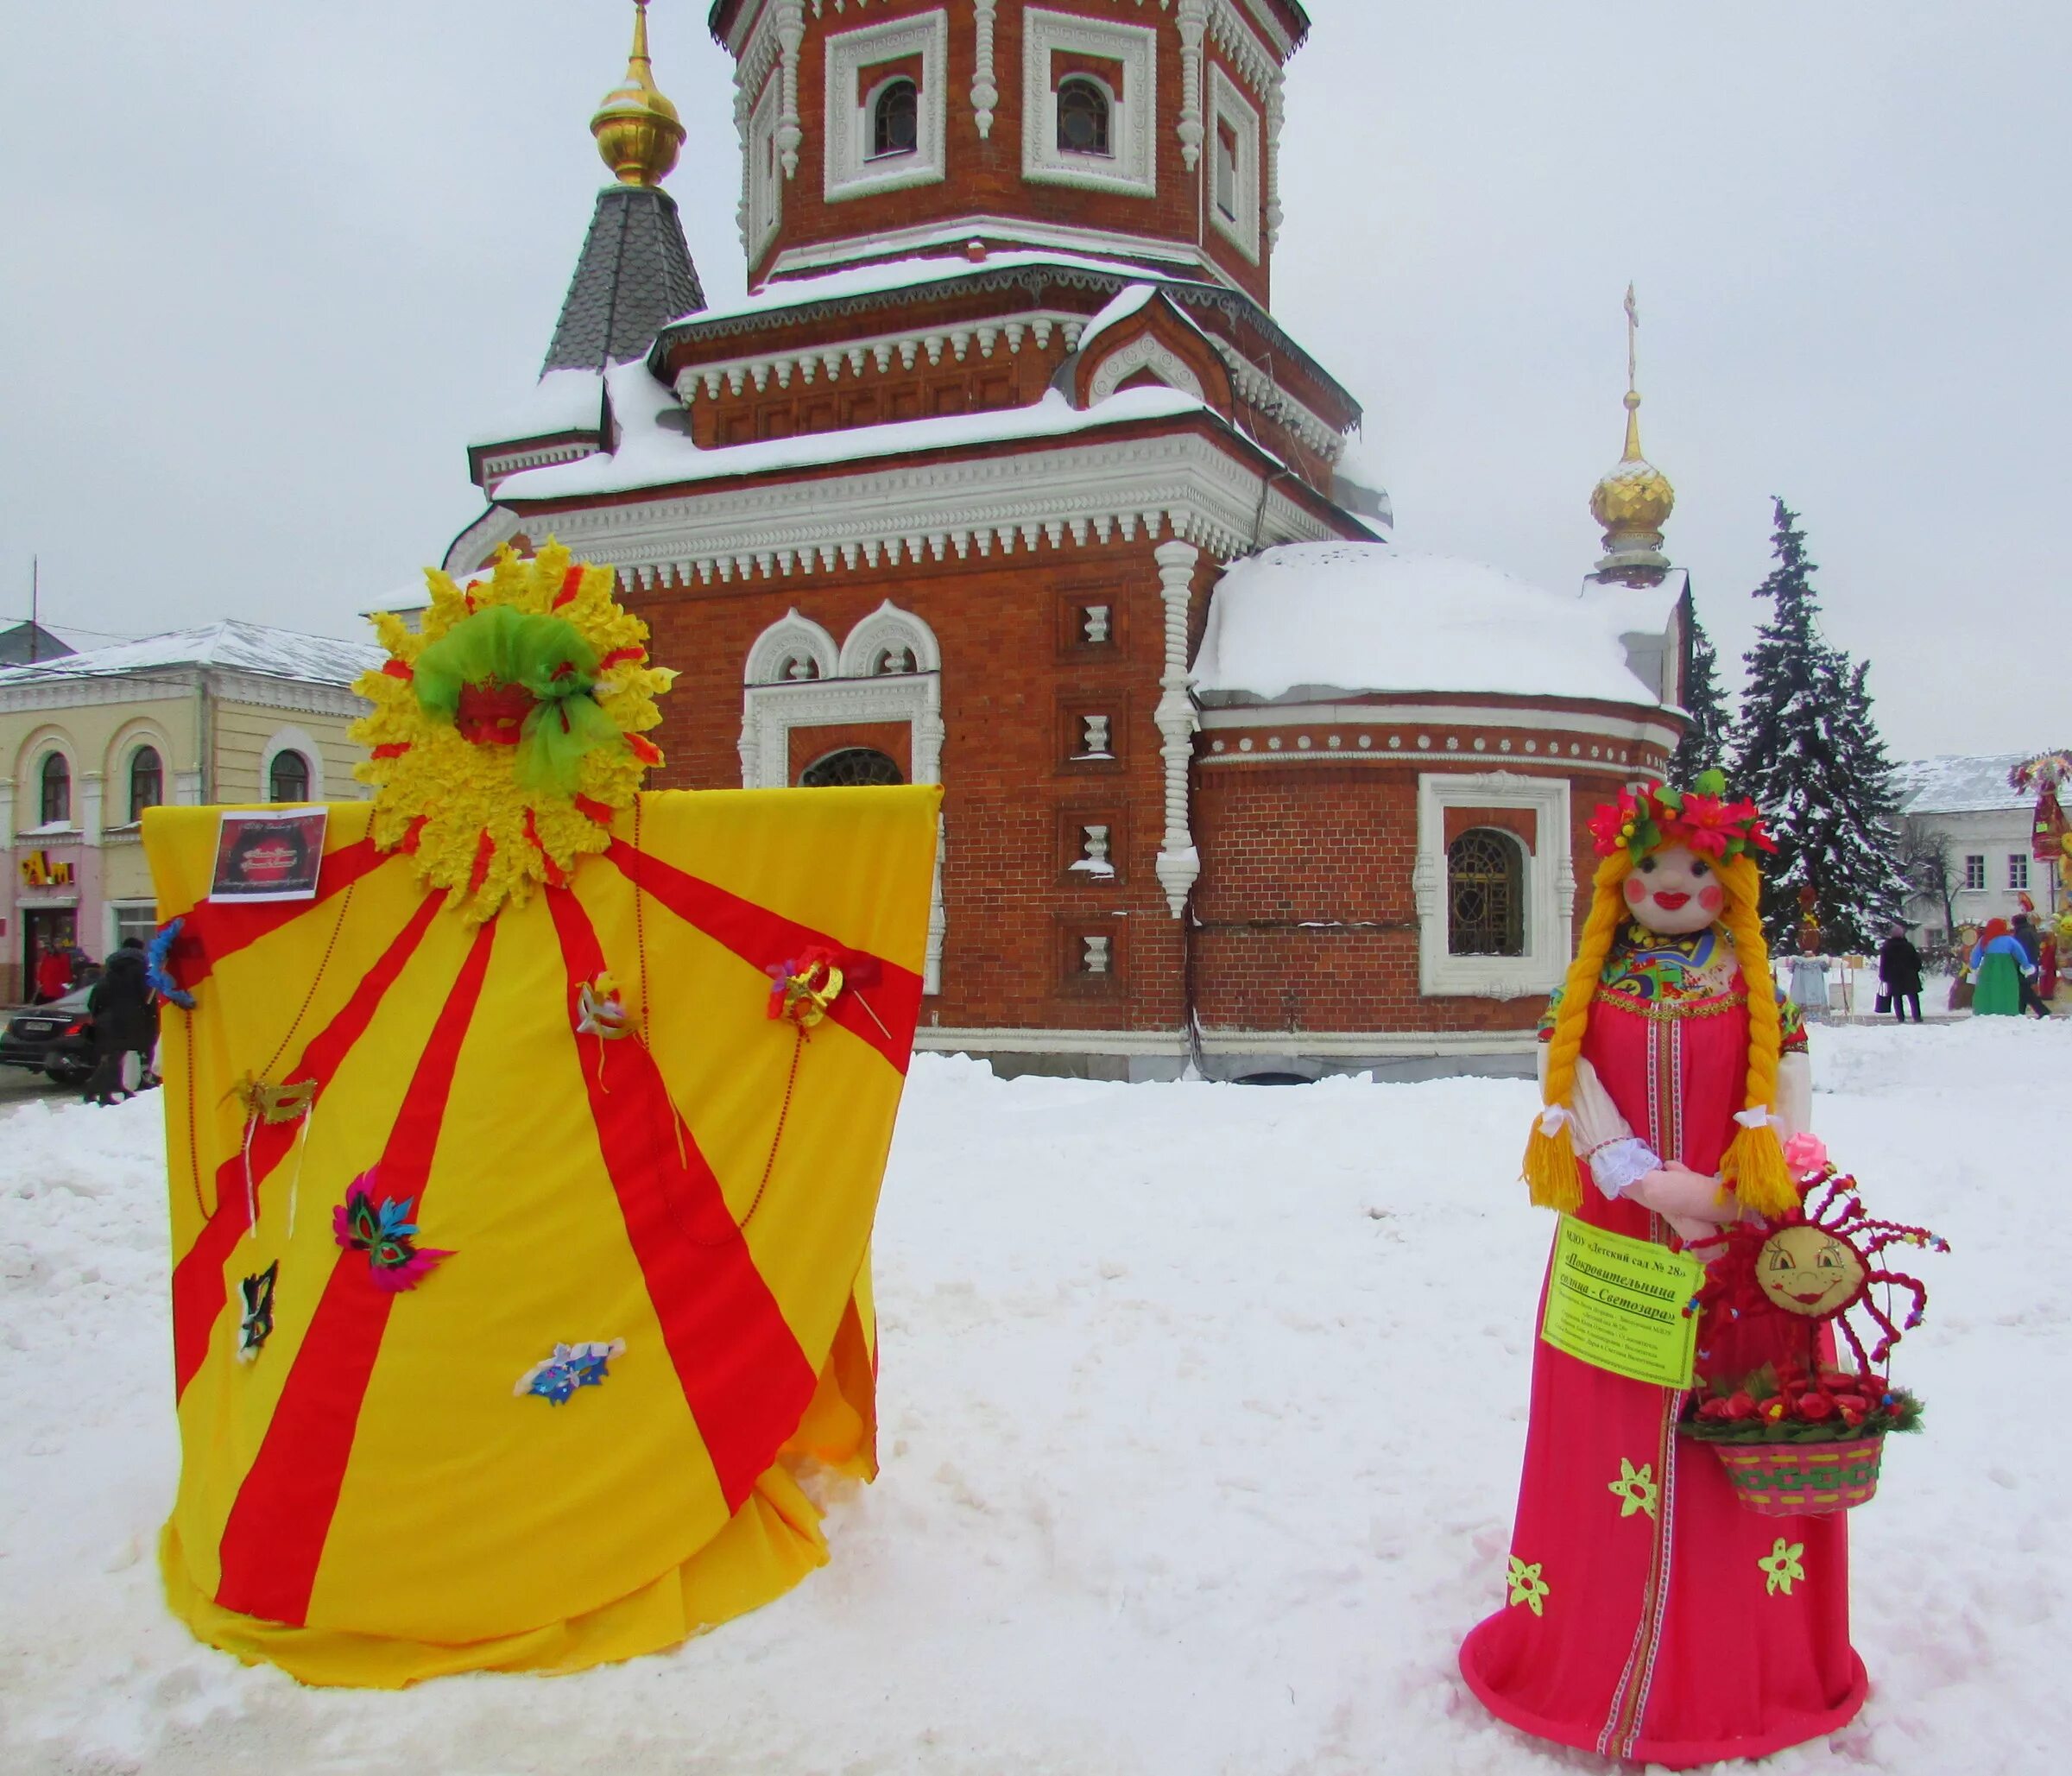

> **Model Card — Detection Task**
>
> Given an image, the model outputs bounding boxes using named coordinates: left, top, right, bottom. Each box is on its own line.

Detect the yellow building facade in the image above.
left=1, top=623, right=379, bottom=1001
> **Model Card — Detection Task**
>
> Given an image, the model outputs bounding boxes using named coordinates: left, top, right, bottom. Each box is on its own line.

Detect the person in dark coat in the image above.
left=82, top=945, right=153, bottom=1105
left=1879, top=924, right=1924, bottom=1023
left=2012, top=913, right=2053, bottom=1017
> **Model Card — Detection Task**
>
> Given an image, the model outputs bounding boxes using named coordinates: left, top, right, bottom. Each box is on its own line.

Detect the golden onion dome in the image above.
left=1589, top=388, right=1677, bottom=585
left=591, top=1, right=685, bottom=187
left=1590, top=390, right=1677, bottom=537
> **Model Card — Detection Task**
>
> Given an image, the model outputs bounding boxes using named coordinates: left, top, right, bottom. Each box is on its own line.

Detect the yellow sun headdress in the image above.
left=1522, top=770, right=1799, bottom=1220
left=351, top=541, right=676, bottom=922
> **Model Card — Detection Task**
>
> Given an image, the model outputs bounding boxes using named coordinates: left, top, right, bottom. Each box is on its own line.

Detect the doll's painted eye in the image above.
left=1691, top=859, right=1711, bottom=877
left=1639, top=856, right=1658, bottom=874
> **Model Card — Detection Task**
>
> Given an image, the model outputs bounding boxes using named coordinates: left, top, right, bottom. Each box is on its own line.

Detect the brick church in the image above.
left=439, top=0, right=1691, bottom=1080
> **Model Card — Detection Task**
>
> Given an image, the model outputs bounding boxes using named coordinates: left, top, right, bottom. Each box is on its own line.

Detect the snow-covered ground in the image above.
left=3, top=1021, right=2067, bottom=1774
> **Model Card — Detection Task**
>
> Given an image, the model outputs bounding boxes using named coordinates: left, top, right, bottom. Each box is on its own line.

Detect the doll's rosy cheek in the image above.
left=1625, top=877, right=1646, bottom=904
left=1700, top=885, right=1725, bottom=912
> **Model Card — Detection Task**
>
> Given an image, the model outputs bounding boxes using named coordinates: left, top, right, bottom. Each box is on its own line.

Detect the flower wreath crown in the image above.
left=1587, top=768, right=1778, bottom=865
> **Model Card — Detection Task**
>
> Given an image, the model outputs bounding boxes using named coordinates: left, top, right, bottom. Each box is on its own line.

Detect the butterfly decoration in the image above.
left=514, top=1339, right=627, bottom=1405
left=332, top=1172, right=452, bottom=1292
left=237, top=1261, right=280, bottom=1362
left=575, top=971, right=633, bottom=1040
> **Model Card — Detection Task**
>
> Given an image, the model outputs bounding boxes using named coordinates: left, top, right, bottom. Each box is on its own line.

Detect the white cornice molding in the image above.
left=673, top=311, right=1088, bottom=402
left=517, top=431, right=1339, bottom=590
left=764, top=217, right=1242, bottom=291
left=1197, top=702, right=1679, bottom=751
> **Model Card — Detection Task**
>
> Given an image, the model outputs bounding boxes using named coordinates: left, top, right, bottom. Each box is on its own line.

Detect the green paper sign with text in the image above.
left=1540, top=1215, right=1703, bottom=1389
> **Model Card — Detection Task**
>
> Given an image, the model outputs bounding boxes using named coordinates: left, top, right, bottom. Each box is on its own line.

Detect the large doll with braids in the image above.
left=1459, top=774, right=1868, bottom=1767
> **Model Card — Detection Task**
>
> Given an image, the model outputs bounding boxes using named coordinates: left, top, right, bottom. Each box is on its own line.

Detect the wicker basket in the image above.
left=1702, top=1435, right=1885, bottom=1515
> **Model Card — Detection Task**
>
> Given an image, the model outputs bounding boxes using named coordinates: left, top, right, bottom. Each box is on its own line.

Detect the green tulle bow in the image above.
left=413, top=606, right=622, bottom=796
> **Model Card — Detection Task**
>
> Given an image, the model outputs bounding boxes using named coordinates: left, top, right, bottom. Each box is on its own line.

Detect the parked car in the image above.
left=1, top=987, right=96, bottom=1086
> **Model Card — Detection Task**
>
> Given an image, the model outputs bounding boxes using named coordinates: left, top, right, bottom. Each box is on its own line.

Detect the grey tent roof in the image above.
left=0, top=622, right=75, bottom=667
left=542, top=186, right=705, bottom=375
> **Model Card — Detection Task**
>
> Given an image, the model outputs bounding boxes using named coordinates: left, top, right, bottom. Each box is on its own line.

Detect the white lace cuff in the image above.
left=1587, top=1137, right=1662, bottom=1200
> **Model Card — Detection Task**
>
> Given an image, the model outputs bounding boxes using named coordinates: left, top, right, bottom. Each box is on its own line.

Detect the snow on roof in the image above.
left=467, top=369, right=606, bottom=448
left=0, top=621, right=382, bottom=690
left=1191, top=543, right=1679, bottom=711
left=1890, top=754, right=2034, bottom=816
left=660, top=250, right=1220, bottom=334
left=495, top=354, right=1211, bottom=503
left=1075, top=284, right=1161, bottom=357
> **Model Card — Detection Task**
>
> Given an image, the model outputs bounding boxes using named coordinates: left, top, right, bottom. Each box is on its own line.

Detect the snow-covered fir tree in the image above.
left=1733, top=499, right=1908, bottom=950
left=1668, top=616, right=1732, bottom=784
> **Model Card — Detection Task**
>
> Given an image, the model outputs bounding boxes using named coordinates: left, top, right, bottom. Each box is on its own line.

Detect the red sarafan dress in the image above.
left=1460, top=924, right=1867, bottom=1767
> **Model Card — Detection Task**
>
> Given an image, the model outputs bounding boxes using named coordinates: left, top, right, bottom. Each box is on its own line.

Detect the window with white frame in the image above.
left=2009, top=853, right=2030, bottom=891
left=1206, top=63, right=1262, bottom=262
left=1022, top=9, right=1157, bottom=197
left=1963, top=854, right=1987, bottom=890
left=39, top=749, right=73, bottom=826
left=824, top=12, right=948, bottom=202
left=747, top=73, right=783, bottom=259
left=1413, top=774, right=1574, bottom=998
left=110, top=901, right=157, bottom=952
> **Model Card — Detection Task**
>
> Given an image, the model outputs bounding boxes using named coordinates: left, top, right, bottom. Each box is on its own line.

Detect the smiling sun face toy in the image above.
left=1755, top=1224, right=1867, bottom=1319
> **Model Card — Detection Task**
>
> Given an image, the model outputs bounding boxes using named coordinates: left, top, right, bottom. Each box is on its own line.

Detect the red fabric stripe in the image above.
left=381, top=659, right=412, bottom=681
left=371, top=743, right=410, bottom=761
left=212, top=921, right=496, bottom=1627
left=597, top=645, right=644, bottom=671
left=603, top=837, right=920, bottom=1074
left=171, top=892, right=448, bottom=1400
left=545, top=887, right=814, bottom=1511
left=554, top=565, right=585, bottom=608
left=170, top=838, right=389, bottom=990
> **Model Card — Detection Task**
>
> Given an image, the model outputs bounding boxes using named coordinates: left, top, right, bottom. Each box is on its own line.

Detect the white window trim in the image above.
left=1206, top=62, right=1261, bottom=263
left=837, top=599, right=944, bottom=677
left=823, top=11, right=950, bottom=203
left=1022, top=8, right=1158, bottom=198
left=745, top=608, right=840, bottom=686
left=259, top=725, right=325, bottom=803
left=747, top=72, right=785, bottom=261
left=1412, top=772, right=1574, bottom=999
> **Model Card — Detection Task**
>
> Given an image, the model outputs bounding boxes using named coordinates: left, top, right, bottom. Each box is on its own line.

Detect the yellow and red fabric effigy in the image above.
left=143, top=547, right=939, bottom=1686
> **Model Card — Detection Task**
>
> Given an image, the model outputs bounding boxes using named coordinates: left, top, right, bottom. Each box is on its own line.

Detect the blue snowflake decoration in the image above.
left=146, top=917, right=198, bottom=1010
left=514, top=1339, right=626, bottom=1406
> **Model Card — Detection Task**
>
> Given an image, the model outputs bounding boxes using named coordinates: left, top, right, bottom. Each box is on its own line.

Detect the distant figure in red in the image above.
left=1461, top=776, right=1865, bottom=1767
left=33, top=942, right=73, bottom=1005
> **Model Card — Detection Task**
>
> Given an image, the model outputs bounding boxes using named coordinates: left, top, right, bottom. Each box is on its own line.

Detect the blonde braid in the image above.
left=1715, top=853, right=1798, bottom=1217
left=1521, top=851, right=1633, bottom=1210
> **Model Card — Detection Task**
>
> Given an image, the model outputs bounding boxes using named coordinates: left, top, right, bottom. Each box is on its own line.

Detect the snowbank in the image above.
left=3, top=1021, right=2069, bottom=1773
left=1191, top=542, right=1681, bottom=711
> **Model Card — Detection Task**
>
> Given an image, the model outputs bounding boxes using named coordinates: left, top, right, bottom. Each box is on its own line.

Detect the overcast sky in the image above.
left=2, top=2, right=2065, bottom=760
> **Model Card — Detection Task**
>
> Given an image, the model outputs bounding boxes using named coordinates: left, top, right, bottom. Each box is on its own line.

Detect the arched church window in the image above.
left=40, top=751, right=71, bottom=826
left=874, top=646, right=916, bottom=676
left=872, top=79, right=919, bottom=159
left=1214, top=118, right=1241, bottom=220
left=800, top=748, right=905, bottom=789
left=1447, top=830, right=1525, bottom=958
left=269, top=749, right=312, bottom=803
left=129, top=746, right=163, bottom=823
left=781, top=654, right=823, bottom=682
left=1057, top=77, right=1112, bottom=157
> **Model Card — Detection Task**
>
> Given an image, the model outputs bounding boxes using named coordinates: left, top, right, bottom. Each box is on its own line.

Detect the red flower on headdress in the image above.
left=1676, top=792, right=1740, bottom=860
left=1588, top=790, right=1641, bottom=856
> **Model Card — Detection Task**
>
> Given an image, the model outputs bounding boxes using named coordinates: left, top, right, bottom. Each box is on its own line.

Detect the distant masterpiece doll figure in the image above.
left=1459, top=774, right=1867, bottom=1767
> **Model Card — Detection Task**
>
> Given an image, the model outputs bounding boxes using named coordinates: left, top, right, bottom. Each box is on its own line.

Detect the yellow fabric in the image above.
left=144, top=786, right=938, bottom=1686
